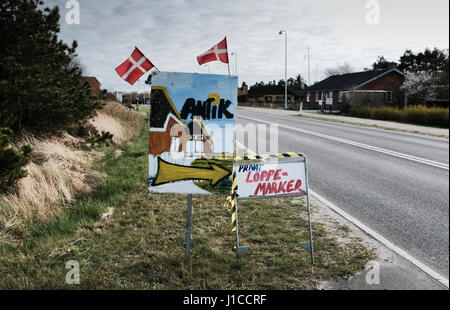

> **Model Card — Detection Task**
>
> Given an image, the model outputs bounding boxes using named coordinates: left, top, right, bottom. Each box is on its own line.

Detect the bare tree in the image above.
left=323, top=62, right=354, bottom=77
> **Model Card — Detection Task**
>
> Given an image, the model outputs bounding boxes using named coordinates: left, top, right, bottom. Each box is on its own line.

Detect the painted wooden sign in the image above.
left=148, top=72, right=237, bottom=194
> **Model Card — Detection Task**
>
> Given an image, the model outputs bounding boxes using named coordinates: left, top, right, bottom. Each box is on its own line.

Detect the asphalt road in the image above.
left=236, top=108, right=449, bottom=280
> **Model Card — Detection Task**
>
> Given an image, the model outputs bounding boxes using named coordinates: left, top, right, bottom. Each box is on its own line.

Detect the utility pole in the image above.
left=308, top=45, right=311, bottom=86
left=316, top=64, right=318, bottom=84
left=279, top=30, right=288, bottom=109
left=231, top=52, right=237, bottom=76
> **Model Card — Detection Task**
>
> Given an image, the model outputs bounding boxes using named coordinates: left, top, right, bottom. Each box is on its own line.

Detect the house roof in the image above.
left=305, top=68, right=406, bottom=92
left=288, top=86, right=306, bottom=97
left=248, top=85, right=305, bottom=97
left=149, top=86, right=185, bottom=128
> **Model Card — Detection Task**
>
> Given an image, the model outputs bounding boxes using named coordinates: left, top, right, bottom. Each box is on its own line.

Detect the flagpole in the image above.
left=227, top=62, right=230, bottom=77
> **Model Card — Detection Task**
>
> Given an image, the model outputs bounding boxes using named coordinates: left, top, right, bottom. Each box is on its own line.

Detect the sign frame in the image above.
left=230, top=153, right=314, bottom=263
left=234, top=156, right=307, bottom=200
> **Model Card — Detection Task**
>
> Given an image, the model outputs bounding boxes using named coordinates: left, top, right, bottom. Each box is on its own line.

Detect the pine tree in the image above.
left=0, top=126, right=31, bottom=192
left=0, top=0, right=103, bottom=133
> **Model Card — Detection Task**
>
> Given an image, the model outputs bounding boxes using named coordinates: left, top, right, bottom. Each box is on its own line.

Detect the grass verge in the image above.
left=0, top=108, right=375, bottom=289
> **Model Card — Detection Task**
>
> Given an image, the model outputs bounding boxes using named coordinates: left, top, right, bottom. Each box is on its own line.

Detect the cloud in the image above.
left=43, top=0, right=449, bottom=91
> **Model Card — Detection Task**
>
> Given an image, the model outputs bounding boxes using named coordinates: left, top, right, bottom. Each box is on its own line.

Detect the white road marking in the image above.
left=235, top=141, right=449, bottom=289
left=238, top=115, right=449, bottom=170
left=238, top=107, right=449, bottom=141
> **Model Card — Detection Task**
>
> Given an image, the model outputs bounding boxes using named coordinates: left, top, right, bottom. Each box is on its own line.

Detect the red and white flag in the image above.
left=197, top=37, right=229, bottom=66
left=115, top=47, right=154, bottom=85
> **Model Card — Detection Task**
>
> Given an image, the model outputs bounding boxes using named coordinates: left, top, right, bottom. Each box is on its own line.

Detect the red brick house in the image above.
left=247, top=85, right=306, bottom=106
left=304, top=68, right=406, bottom=109
left=83, top=77, right=102, bottom=96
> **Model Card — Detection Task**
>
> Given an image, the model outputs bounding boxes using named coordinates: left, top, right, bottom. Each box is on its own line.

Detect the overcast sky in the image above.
left=44, top=0, right=449, bottom=92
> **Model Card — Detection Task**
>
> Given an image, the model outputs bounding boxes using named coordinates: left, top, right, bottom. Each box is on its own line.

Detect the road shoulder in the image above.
left=310, top=193, right=448, bottom=290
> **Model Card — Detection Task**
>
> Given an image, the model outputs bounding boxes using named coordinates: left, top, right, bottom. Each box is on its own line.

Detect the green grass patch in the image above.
left=0, top=111, right=375, bottom=289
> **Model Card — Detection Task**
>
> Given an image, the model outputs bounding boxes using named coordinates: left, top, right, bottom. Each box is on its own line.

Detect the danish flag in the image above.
left=115, top=47, right=154, bottom=85
left=197, top=37, right=229, bottom=66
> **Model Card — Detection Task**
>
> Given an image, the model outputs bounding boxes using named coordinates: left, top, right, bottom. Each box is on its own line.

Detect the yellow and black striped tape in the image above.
left=200, top=152, right=302, bottom=162
left=234, top=152, right=301, bottom=162
left=230, top=170, right=239, bottom=232
left=227, top=152, right=303, bottom=232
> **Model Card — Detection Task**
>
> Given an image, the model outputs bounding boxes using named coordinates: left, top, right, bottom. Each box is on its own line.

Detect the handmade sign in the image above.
left=229, top=153, right=314, bottom=263
left=235, top=161, right=307, bottom=199
left=148, top=72, right=237, bottom=195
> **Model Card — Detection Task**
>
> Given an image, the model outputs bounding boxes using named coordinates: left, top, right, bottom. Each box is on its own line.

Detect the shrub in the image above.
left=340, top=103, right=352, bottom=114
left=89, top=131, right=114, bottom=146
left=0, top=128, right=31, bottom=192
left=403, top=105, right=449, bottom=128
left=372, top=106, right=403, bottom=122
left=349, top=106, right=373, bottom=119
left=347, top=105, right=449, bottom=128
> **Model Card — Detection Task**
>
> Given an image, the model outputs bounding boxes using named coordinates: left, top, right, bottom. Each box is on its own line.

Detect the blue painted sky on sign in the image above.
left=152, top=72, right=237, bottom=153
left=152, top=72, right=237, bottom=125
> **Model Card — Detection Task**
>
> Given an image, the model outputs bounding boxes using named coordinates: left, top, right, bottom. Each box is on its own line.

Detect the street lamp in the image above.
left=231, top=52, right=237, bottom=76
left=279, top=30, right=287, bottom=109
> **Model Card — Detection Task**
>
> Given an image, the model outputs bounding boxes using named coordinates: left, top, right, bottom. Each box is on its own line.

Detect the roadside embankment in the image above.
left=0, top=101, right=146, bottom=236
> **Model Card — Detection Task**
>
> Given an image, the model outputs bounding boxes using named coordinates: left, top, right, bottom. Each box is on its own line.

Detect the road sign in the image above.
left=116, top=92, right=123, bottom=103
left=148, top=72, right=237, bottom=195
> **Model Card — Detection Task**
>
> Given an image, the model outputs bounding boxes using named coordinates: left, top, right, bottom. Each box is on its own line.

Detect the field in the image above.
left=0, top=105, right=374, bottom=289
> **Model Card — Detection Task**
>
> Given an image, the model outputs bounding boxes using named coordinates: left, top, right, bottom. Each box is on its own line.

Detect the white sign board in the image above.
left=235, top=161, right=307, bottom=199
left=326, top=98, right=333, bottom=105
left=318, top=100, right=322, bottom=106
left=116, top=92, right=123, bottom=103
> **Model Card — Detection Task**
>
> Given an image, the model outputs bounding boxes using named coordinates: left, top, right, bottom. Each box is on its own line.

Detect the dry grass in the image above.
left=0, top=134, right=103, bottom=232
left=89, top=101, right=146, bottom=144
left=0, top=101, right=146, bottom=234
left=90, top=113, right=127, bottom=144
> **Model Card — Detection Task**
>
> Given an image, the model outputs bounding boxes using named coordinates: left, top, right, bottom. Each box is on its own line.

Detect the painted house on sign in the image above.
left=304, top=68, right=406, bottom=109
left=149, top=86, right=212, bottom=158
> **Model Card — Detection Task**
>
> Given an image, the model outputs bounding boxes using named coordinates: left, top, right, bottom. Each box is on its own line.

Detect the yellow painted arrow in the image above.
left=152, top=158, right=231, bottom=187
